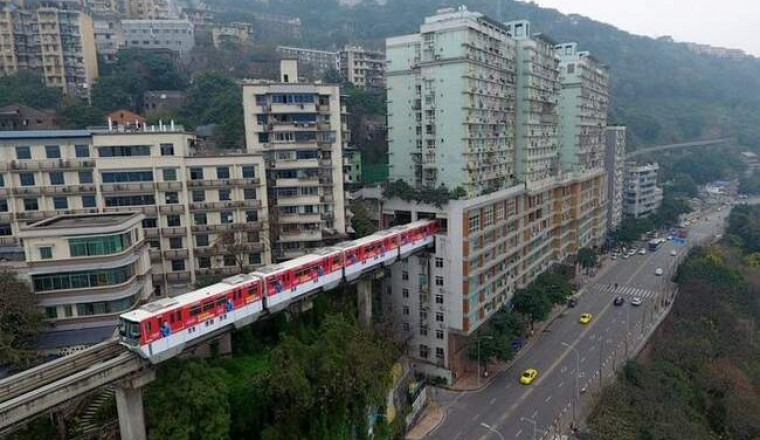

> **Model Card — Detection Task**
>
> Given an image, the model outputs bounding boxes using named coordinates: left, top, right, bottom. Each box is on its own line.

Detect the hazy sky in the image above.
left=530, top=0, right=760, bottom=55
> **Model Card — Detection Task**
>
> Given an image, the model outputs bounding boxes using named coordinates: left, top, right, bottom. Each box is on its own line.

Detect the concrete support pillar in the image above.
left=357, top=279, right=372, bottom=328
left=116, top=370, right=155, bottom=440
left=218, top=332, right=233, bottom=356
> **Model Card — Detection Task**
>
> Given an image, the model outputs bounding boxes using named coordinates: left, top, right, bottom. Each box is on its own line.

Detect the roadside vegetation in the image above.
left=587, top=205, right=760, bottom=439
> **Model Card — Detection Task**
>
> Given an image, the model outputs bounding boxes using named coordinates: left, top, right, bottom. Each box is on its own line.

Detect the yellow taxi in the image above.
left=579, top=313, right=593, bottom=324
left=519, top=368, right=538, bottom=385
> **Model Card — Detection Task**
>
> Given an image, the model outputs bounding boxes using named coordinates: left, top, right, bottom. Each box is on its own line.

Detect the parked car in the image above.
left=631, top=297, right=643, bottom=306
left=614, top=296, right=625, bottom=306
left=655, top=268, right=664, bottom=276
left=670, top=250, right=677, bottom=256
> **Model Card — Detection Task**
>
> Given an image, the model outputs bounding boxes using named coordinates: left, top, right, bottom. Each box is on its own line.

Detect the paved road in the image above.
left=426, top=209, right=729, bottom=440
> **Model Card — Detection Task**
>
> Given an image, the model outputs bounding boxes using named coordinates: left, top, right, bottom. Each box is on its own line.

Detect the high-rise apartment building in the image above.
left=0, top=127, right=269, bottom=297
left=122, top=19, right=194, bottom=60
left=386, top=7, right=516, bottom=197
left=624, top=162, right=662, bottom=218
left=605, top=126, right=626, bottom=231
left=338, top=45, right=385, bottom=90
left=243, top=60, right=348, bottom=261
left=17, top=213, right=152, bottom=332
left=383, top=8, right=608, bottom=381
left=556, top=42, right=609, bottom=173
left=276, top=46, right=338, bottom=79
left=505, top=20, right=561, bottom=185
left=0, top=0, right=99, bottom=97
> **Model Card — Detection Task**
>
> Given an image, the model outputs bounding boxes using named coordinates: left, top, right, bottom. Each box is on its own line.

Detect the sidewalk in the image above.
left=404, top=402, right=444, bottom=440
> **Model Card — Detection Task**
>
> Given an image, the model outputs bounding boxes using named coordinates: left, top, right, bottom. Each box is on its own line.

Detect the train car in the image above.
left=118, top=274, right=263, bottom=363
left=394, top=219, right=438, bottom=258
left=336, top=230, right=401, bottom=282
left=252, top=248, right=344, bottom=312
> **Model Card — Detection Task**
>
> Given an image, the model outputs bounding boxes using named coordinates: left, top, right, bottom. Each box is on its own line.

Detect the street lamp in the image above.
left=477, top=335, right=493, bottom=388
left=561, top=342, right=580, bottom=422
left=480, top=422, right=505, bottom=440
left=520, top=417, right=538, bottom=440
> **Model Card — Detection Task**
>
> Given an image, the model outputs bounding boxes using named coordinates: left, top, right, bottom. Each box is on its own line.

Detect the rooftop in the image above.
left=24, top=213, right=142, bottom=231
left=0, top=130, right=91, bottom=140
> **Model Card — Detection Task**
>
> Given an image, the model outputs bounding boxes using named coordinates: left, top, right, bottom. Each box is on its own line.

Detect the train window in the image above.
left=247, top=284, right=257, bottom=296
left=216, top=298, right=226, bottom=307
left=203, top=302, right=214, bottom=312
left=190, top=305, right=201, bottom=316
left=332, top=255, right=341, bottom=265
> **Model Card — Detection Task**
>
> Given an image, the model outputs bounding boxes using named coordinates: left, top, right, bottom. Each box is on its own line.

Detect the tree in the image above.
left=58, top=103, right=106, bottom=129
left=467, top=328, right=514, bottom=366
left=321, top=68, right=345, bottom=84
left=213, top=231, right=248, bottom=272
left=181, top=72, right=243, bottom=149
left=511, top=288, right=552, bottom=331
left=350, top=202, right=378, bottom=238
left=0, top=73, right=63, bottom=110
left=145, top=360, right=230, bottom=440
left=578, top=248, right=598, bottom=274
left=0, top=271, right=43, bottom=367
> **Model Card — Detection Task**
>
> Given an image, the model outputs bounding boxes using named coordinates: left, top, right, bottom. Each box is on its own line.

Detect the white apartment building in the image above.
left=386, top=6, right=517, bottom=197
left=122, top=19, right=194, bottom=60
left=243, top=60, right=348, bottom=261
left=383, top=8, right=608, bottom=381
left=338, top=45, right=385, bottom=90
left=605, top=126, right=626, bottom=230
left=557, top=42, right=609, bottom=173
left=276, top=46, right=338, bottom=79
left=0, top=127, right=269, bottom=296
left=17, top=213, right=151, bottom=332
left=93, top=14, right=124, bottom=63
left=505, top=20, right=561, bottom=185
left=624, top=162, right=662, bottom=218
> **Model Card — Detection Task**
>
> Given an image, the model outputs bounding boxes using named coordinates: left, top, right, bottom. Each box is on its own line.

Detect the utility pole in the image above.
left=477, top=335, right=493, bottom=388
left=561, top=342, right=580, bottom=423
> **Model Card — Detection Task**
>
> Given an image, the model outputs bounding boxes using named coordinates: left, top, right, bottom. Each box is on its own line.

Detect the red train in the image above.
left=119, top=219, right=437, bottom=362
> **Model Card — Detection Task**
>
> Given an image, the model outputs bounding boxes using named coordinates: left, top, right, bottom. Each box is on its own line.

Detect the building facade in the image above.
left=212, top=22, right=254, bottom=49
left=383, top=8, right=608, bottom=381
left=0, top=127, right=269, bottom=297
left=505, top=20, right=561, bottom=185
left=17, top=213, right=152, bottom=331
left=276, top=46, right=338, bottom=79
left=605, top=126, right=626, bottom=230
left=343, top=146, right=361, bottom=188
left=557, top=42, right=609, bottom=173
left=243, top=61, right=348, bottom=261
left=93, top=14, right=124, bottom=63
left=0, top=0, right=99, bottom=97
left=623, top=162, right=662, bottom=218
left=338, top=45, right=385, bottom=90
left=386, top=7, right=517, bottom=197
left=122, top=19, right=194, bottom=60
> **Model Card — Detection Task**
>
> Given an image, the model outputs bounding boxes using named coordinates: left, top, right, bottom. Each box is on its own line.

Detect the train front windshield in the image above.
left=119, top=318, right=141, bottom=345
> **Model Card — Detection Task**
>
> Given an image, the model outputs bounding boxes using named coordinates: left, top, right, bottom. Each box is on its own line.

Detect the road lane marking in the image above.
left=545, top=396, right=552, bottom=403
left=581, top=356, right=586, bottom=363
left=558, top=381, right=564, bottom=388
left=490, top=397, right=497, bottom=406
left=516, top=429, right=523, bottom=437
left=532, top=410, right=539, bottom=419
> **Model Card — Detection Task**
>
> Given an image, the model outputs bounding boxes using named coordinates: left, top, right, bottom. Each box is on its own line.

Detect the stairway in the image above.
left=73, top=386, right=117, bottom=439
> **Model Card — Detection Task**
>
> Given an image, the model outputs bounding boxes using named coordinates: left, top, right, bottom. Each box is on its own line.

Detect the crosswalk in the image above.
left=595, top=283, right=658, bottom=299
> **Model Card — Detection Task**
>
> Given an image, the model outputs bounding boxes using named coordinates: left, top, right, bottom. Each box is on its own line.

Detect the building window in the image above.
left=45, top=145, right=60, bottom=159
left=402, top=322, right=410, bottom=331
left=420, top=326, right=428, bottom=336
left=0, top=200, right=7, bottom=212
left=163, top=168, right=177, bottom=181
left=192, top=190, right=205, bottom=202
left=49, top=171, right=64, bottom=185
left=435, top=257, right=443, bottom=268
left=69, top=232, right=133, bottom=257
left=420, top=309, right=428, bottom=320
left=402, top=271, right=409, bottom=280
left=82, top=195, right=96, bottom=208
left=23, top=198, right=38, bottom=211
left=32, top=265, right=133, bottom=291
left=53, top=197, right=68, bottom=209
left=194, top=213, right=207, bottom=225
left=160, top=143, right=174, bottom=156
left=102, top=171, right=153, bottom=183
left=402, top=306, right=409, bottom=315
left=196, top=234, right=209, bottom=247
left=16, top=146, right=31, bottom=160
left=189, top=167, right=203, bottom=180
left=167, top=215, right=181, bottom=227
left=419, top=344, right=429, bottom=359
left=242, top=166, right=255, bottom=178
left=435, top=312, right=444, bottom=322
left=171, top=259, right=185, bottom=271
left=248, top=253, right=261, bottom=264
left=0, top=223, right=10, bottom=235
left=39, top=247, right=53, bottom=260
left=223, top=255, right=236, bottom=266
left=216, top=167, right=230, bottom=179
left=142, top=218, right=157, bottom=228
left=435, top=294, right=444, bottom=304
left=245, top=210, right=257, bottom=222
left=75, top=145, right=90, bottom=158
left=165, top=192, right=179, bottom=204
left=221, top=211, right=233, bottom=224
left=98, top=145, right=151, bottom=157
left=0, top=174, right=4, bottom=187
left=435, top=347, right=444, bottom=358
left=45, top=307, right=58, bottom=319
left=79, top=171, right=93, bottom=184
left=198, top=256, right=211, bottom=269
left=218, top=189, right=231, bottom=201
left=469, top=212, right=480, bottom=234
left=243, top=188, right=256, bottom=200
left=436, top=330, right=444, bottom=340
left=169, top=237, right=182, bottom=249
left=20, top=172, right=35, bottom=186
left=104, top=195, right=155, bottom=207
left=402, top=288, right=409, bottom=298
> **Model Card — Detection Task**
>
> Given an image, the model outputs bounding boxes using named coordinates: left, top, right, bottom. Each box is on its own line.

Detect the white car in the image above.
left=638, top=249, right=647, bottom=255
left=631, top=297, right=643, bottom=306
left=655, top=268, right=664, bottom=276
left=670, top=250, right=677, bottom=256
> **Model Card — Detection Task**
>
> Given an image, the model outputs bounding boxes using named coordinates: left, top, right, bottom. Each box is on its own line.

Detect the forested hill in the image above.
left=214, top=0, right=760, bottom=149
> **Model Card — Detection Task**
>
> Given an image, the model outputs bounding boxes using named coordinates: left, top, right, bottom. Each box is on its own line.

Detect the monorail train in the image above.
left=118, top=219, right=438, bottom=363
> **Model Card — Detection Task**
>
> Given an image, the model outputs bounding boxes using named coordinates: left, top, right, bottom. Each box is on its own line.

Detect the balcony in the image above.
left=0, top=213, right=12, bottom=221
left=234, top=199, right=261, bottom=208
left=161, top=226, right=186, bottom=237
left=196, top=266, right=241, bottom=277
left=271, top=158, right=320, bottom=170
left=159, top=204, right=185, bottom=214
left=276, top=195, right=320, bottom=207
left=150, top=248, right=162, bottom=262
left=193, top=247, right=216, bottom=257
left=8, top=160, right=65, bottom=171
left=104, top=205, right=157, bottom=215
left=186, top=179, right=230, bottom=188
left=0, top=236, right=17, bottom=246
left=189, top=201, right=235, bottom=212
left=0, top=188, right=8, bottom=197
left=163, top=249, right=189, bottom=259
left=278, top=230, right=322, bottom=242
left=165, top=271, right=191, bottom=283
left=275, top=177, right=320, bottom=187
left=156, top=181, right=184, bottom=191
left=271, top=102, right=317, bottom=113
left=191, top=223, right=234, bottom=233
left=230, top=178, right=261, bottom=186
left=237, top=221, right=262, bottom=232
left=144, top=228, right=159, bottom=238
left=16, top=211, right=46, bottom=220
left=12, top=186, right=42, bottom=196
left=101, top=182, right=155, bottom=192
left=278, top=213, right=322, bottom=224
left=61, top=159, right=95, bottom=169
